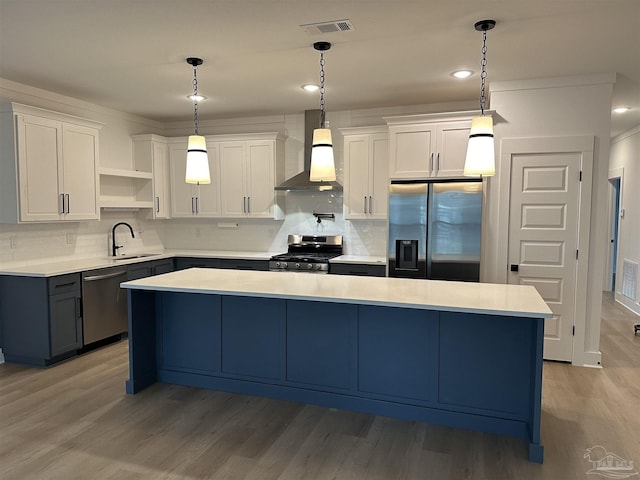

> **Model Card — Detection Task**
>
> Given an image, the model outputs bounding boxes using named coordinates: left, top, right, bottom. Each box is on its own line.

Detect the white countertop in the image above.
left=0, top=249, right=278, bottom=277
left=122, top=268, right=552, bottom=319
left=0, top=250, right=386, bottom=277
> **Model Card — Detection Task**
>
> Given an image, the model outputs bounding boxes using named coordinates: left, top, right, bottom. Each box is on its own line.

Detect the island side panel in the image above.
left=528, top=317, right=545, bottom=463
left=126, top=289, right=158, bottom=394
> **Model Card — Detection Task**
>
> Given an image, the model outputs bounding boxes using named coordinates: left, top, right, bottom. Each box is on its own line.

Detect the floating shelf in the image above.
left=99, top=197, right=154, bottom=209
left=99, top=167, right=153, bottom=180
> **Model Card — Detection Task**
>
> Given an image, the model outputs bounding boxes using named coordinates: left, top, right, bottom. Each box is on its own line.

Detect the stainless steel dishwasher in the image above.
left=81, top=267, right=128, bottom=345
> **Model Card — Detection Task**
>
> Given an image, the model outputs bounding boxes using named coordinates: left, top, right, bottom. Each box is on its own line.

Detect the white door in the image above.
left=388, top=124, right=435, bottom=179
left=369, top=133, right=389, bottom=219
left=344, top=134, right=370, bottom=219
left=61, top=123, right=99, bottom=220
left=246, top=140, right=275, bottom=218
left=17, top=115, right=63, bottom=222
left=169, top=141, right=197, bottom=217
left=508, top=152, right=582, bottom=361
left=152, top=141, right=170, bottom=219
left=435, top=121, right=471, bottom=177
left=219, top=142, right=247, bottom=217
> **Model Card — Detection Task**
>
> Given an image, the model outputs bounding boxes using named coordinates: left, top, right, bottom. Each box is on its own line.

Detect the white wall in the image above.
left=486, top=74, right=614, bottom=366
left=608, top=125, right=640, bottom=315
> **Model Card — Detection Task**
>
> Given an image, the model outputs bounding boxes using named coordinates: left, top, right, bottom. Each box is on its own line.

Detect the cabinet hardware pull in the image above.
left=59, top=193, right=65, bottom=214
left=191, top=197, right=195, bottom=214
left=196, top=197, right=199, bottom=214
left=430, top=153, right=434, bottom=172
left=156, top=196, right=160, bottom=213
left=364, top=196, right=367, bottom=214
left=437, top=153, right=440, bottom=171
left=65, top=194, right=70, bottom=214
left=247, top=196, right=250, bottom=214
left=369, top=196, right=373, bottom=215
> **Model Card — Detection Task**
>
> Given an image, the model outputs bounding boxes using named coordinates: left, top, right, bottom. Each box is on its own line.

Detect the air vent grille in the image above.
left=301, top=19, right=355, bottom=35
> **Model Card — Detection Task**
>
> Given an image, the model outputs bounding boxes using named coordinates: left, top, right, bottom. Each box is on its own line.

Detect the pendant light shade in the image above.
left=185, top=57, right=211, bottom=185
left=464, top=117, right=495, bottom=176
left=464, top=20, right=496, bottom=177
left=186, top=135, right=211, bottom=184
left=310, top=128, right=336, bottom=181
left=309, top=41, right=336, bottom=182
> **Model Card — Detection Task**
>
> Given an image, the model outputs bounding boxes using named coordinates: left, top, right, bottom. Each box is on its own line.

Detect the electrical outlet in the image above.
left=9, top=236, right=17, bottom=249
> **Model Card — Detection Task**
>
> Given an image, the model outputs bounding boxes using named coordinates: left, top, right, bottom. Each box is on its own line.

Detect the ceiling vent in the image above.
left=300, top=19, right=354, bottom=35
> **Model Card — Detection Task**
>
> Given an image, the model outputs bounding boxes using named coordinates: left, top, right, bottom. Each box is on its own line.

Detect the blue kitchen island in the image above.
left=121, top=268, right=552, bottom=463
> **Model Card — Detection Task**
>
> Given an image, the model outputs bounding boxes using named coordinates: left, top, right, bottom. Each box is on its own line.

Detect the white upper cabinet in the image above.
left=342, top=127, right=389, bottom=220
left=0, top=103, right=101, bottom=223
left=218, top=134, right=285, bottom=219
left=168, top=138, right=220, bottom=217
left=386, top=113, right=478, bottom=179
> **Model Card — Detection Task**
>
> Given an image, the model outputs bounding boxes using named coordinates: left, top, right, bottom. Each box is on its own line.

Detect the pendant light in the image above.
left=464, top=20, right=496, bottom=177
left=309, top=41, right=336, bottom=182
left=185, top=57, right=211, bottom=185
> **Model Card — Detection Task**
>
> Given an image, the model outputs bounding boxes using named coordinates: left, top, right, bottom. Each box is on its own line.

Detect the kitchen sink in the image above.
left=112, top=253, right=161, bottom=261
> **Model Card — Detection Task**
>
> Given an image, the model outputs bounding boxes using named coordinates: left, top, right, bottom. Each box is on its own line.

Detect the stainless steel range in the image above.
left=269, top=235, right=343, bottom=273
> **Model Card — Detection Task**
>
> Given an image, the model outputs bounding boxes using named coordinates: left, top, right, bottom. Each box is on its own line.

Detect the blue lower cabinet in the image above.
left=221, top=296, right=285, bottom=380
left=286, top=300, right=357, bottom=390
left=158, top=292, right=221, bottom=374
left=358, top=306, right=438, bottom=403
left=438, top=312, right=532, bottom=417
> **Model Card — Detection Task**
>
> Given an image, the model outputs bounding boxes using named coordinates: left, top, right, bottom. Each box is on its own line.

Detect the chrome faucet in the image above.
left=112, top=222, right=135, bottom=257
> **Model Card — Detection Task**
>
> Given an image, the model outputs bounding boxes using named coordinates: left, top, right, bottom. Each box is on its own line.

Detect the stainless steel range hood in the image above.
left=275, top=110, right=342, bottom=192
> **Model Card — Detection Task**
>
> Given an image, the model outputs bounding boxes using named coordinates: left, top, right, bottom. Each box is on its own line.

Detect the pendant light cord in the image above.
left=192, top=65, right=200, bottom=135
left=319, top=50, right=326, bottom=128
left=479, top=29, right=488, bottom=117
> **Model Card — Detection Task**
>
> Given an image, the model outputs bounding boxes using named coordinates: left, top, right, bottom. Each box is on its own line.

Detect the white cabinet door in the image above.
left=343, top=130, right=388, bottom=220
left=369, top=134, right=389, bottom=219
left=219, top=142, right=247, bottom=217
left=344, top=135, right=370, bottom=219
left=246, top=140, right=275, bottom=218
left=152, top=141, right=170, bottom=219
left=389, top=124, right=435, bottom=179
left=61, top=123, right=99, bottom=220
left=196, top=141, right=220, bottom=216
left=169, top=141, right=198, bottom=217
left=434, top=121, right=471, bottom=177
left=16, top=115, right=63, bottom=222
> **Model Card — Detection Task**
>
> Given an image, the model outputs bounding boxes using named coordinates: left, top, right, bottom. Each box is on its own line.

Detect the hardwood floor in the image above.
left=1, top=293, right=638, bottom=479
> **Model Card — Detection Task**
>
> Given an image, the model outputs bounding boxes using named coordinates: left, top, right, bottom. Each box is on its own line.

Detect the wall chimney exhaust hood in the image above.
left=275, top=110, right=342, bottom=191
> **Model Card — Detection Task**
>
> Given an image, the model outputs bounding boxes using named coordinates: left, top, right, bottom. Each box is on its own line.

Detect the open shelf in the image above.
left=99, top=167, right=153, bottom=179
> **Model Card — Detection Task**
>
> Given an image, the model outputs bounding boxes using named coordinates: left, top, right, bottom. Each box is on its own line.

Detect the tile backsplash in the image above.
left=0, top=194, right=387, bottom=269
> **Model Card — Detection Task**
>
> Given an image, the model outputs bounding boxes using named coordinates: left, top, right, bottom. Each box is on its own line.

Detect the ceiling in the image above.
left=1, top=0, right=639, bottom=137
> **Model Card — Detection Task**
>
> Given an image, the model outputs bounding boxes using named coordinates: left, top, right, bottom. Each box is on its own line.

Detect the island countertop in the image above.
left=121, top=268, right=552, bottom=319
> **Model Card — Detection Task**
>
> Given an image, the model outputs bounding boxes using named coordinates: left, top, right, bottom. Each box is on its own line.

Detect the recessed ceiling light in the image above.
left=302, top=84, right=320, bottom=92
left=451, top=70, right=473, bottom=79
left=613, top=106, right=630, bottom=114
left=187, top=94, right=206, bottom=102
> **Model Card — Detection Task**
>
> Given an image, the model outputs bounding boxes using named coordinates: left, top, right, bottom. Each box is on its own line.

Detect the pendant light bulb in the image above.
left=185, top=57, right=211, bottom=185
left=310, top=41, right=336, bottom=182
left=464, top=20, right=496, bottom=177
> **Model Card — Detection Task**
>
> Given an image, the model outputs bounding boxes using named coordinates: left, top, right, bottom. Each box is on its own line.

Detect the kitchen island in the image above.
left=121, top=268, right=552, bottom=463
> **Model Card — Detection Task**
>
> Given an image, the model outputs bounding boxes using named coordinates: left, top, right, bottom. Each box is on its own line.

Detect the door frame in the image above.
left=604, top=167, right=624, bottom=292
left=497, top=136, right=594, bottom=364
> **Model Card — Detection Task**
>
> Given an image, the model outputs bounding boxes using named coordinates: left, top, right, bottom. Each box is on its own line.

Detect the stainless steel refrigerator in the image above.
left=388, top=179, right=482, bottom=281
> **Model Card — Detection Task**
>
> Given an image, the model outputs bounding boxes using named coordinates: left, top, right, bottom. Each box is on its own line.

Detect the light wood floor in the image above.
left=1, top=293, right=638, bottom=480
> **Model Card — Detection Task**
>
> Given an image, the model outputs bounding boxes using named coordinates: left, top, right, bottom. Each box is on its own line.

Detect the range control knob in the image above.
left=295, top=263, right=301, bottom=269
left=307, top=263, right=313, bottom=270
